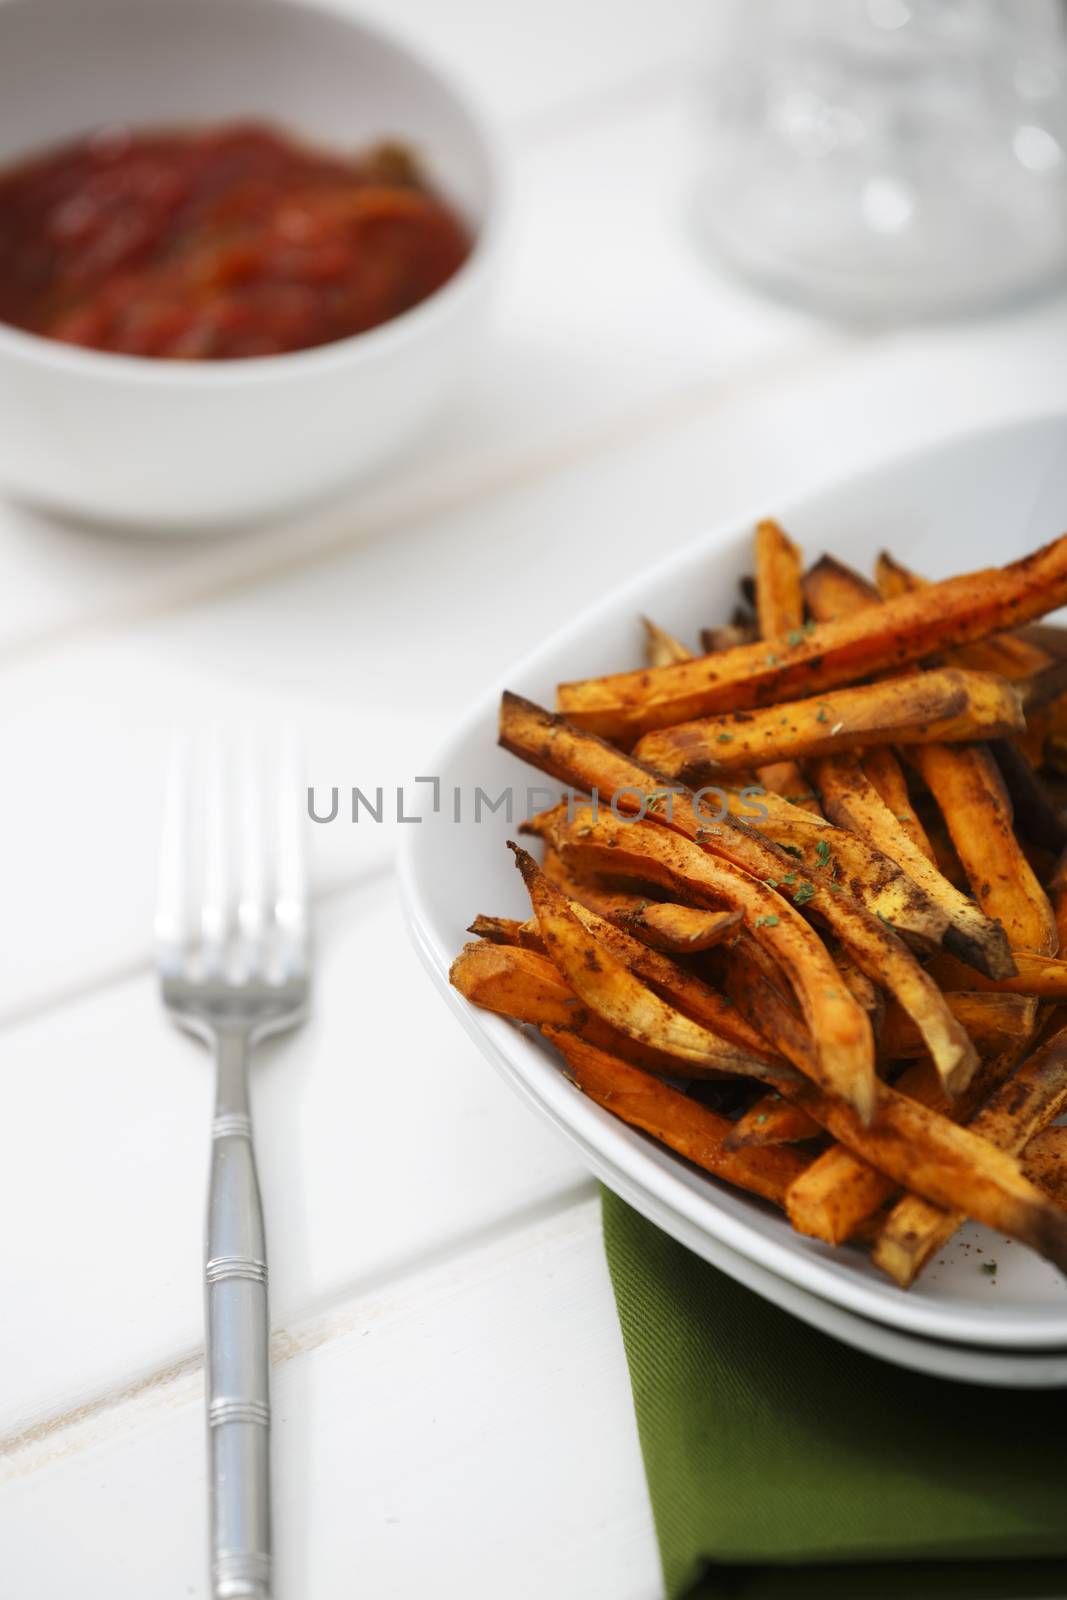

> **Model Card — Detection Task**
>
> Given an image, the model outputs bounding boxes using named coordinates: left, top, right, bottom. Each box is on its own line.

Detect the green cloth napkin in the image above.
left=601, top=1188, right=1067, bottom=1600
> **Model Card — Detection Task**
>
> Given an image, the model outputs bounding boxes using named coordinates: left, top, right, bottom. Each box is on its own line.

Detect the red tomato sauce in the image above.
left=0, top=123, right=472, bottom=359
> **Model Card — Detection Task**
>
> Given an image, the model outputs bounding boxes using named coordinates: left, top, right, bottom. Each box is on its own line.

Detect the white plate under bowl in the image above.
left=399, top=413, right=1067, bottom=1363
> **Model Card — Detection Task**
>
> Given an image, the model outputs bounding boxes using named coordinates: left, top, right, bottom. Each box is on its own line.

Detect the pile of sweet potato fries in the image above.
left=451, top=524, right=1067, bottom=1287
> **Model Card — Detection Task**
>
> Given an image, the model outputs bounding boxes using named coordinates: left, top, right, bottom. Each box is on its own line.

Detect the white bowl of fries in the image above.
left=402, top=413, right=1067, bottom=1385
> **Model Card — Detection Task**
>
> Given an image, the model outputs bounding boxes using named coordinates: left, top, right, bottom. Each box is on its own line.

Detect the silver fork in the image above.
left=156, top=730, right=310, bottom=1600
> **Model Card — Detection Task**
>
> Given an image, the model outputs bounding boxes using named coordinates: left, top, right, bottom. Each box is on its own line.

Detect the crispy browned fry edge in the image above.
left=540, top=807, right=876, bottom=1116
left=801, top=553, right=880, bottom=622
left=1022, top=1125, right=1067, bottom=1207
left=879, top=993, right=1039, bottom=1059
left=812, top=753, right=1015, bottom=978
left=510, top=844, right=784, bottom=1081
left=642, top=616, right=693, bottom=667
left=468, top=913, right=542, bottom=949
left=499, top=692, right=979, bottom=1097
left=555, top=532, right=1067, bottom=737
left=701, top=621, right=757, bottom=652
left=634, top=669, right=1024, bottom=778
left=783, top=1040, right=1030, bottom=1247
left=541, top=1027, right=810, bottom=1206
left=909, top=742, right=1058, bottom=956
left=450, top=939, right=711, bottom=1076
left=776, top=1056, right=1067, bottom=1274
left=871, top=1024, right=1067, bottom=1284
left=725, top=1093, right=822, bottom=1150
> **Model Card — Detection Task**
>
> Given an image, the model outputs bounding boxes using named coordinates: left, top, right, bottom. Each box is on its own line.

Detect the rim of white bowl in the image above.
left=0, top=0, right=506, bottom=386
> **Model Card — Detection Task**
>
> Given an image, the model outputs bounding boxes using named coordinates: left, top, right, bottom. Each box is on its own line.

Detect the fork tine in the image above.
left=156, top=733, right=191, bottom=972
left=201, top=727, right=233, bottom=968
left=275, top=725, right=308, bottom=975
left=238, top=726, right=267, bottom=958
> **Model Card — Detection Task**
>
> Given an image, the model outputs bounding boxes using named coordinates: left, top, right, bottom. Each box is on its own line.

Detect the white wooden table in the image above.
left=3, top=4, right=1067, bottom=1595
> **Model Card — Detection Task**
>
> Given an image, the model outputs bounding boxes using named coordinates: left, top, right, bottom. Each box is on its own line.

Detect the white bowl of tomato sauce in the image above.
left=0, top=0, right=501, bottom=529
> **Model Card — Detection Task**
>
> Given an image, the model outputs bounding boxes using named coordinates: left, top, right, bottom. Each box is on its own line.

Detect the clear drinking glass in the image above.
left=697, top=0, right=1067, bottom=320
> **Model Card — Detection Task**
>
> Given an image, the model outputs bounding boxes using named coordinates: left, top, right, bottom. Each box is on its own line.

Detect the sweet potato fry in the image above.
left=801, top=553, right=880, bottom=623
left=700, top=621, right=757, bottom=652
left=450, top=940, right=702, bottom=1075
left=778, top=1060, right=1067, bottom=1274
left=1022, top=1125, right=1067, bottom=1208
left=556, top=532, right=1067, bottom=737
left=542, top=1028, right=810, bottom=1205
left=832, top=944, right=881, bottom=1020
left=634, top=669, right=1024, bottom=779
left=909, top=742, right=1058, bottom=955
left=642, top=616, right=693, bottom=667
left=725, top=1093, right=822, bottom=1150
left=879, top=993, right=1039, bottom=1060
left=467, top=913, right=542, bottom=950
left=861, top=746, right=936, bottom=864
left=801, top=559, right=939, bottom=866
left=510, top=845, right=785, bottom=1082
left=711, top=935, right=819, bottom=1079
left=1050, top=847, right=1067, bottom=955
left=623, top=903, right=743, bottom=952
left=752, top=521, right=820, bottom=817
left=563, top=901, right=773, bottom=1055
left=754, top=519, right=804, bottom=639
left=705, top=792, right=949, bottom=950
left=539, top=845, right=661, bottom=922
left=871, top=1024, right=1067, bottom=1285
left=451, top=925, right=775, bottom=1083
left=782, top=1034, right=1035, bottom=1247
left=540, top=808, right=876, bottom=1115
left=523, top=845, right=746, bottom=954
left=811, top=752, right=1015, bottom=978
left=754, top=761, right=822, bottom=812
left=874, top=550, right=1054, bottom=678
left=988, top=738, right=1067, bottom=852
left=500, top=693, right=979, bottom=1098
left=929, top=949, right=1067, bottom=998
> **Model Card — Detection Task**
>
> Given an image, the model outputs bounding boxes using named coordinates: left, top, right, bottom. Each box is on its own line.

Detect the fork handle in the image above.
left=206, top=1029, right=272, bottom=1600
